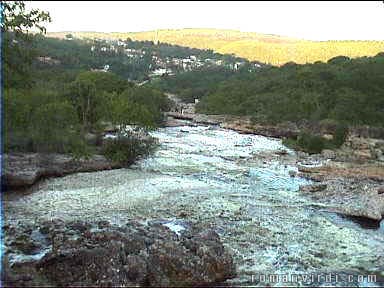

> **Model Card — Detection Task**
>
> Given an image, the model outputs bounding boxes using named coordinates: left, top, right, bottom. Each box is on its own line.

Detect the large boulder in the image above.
left=3, top=220, right=236, bottom=287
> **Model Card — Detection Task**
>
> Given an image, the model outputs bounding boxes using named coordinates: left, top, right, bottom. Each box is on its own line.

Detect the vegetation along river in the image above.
left=4, top=124, right=384, bottom=286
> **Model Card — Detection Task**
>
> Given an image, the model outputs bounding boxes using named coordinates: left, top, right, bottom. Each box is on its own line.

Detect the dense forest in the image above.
left=2, top=2, right=171, bottom=164
left=49, top=29, right=384, bottom=65
left=149, top=53, right=384, bottom=153
left=195, top=54, right=384, bottom=128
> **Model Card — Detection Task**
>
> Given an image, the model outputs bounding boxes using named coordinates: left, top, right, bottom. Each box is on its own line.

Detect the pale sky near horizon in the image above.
left=26, top=1, right=384, bottom=41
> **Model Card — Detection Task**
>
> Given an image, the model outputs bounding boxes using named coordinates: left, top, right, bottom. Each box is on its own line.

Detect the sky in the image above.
left=26, top=1, right=384, bottom=41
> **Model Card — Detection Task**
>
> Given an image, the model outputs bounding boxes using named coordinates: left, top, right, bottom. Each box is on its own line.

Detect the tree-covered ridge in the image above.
left=48, top=29, right=384, bottom=65
left=195, top=54, right=384, bottom=127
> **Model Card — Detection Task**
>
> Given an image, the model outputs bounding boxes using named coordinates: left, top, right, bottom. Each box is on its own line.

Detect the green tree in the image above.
left=30, top=101, right=83, bottom=153
left=1, top=1, right=51, bottom=88
left=109, top=96, right=154, bottom=129
left=67, top=71, right=130, bottom=131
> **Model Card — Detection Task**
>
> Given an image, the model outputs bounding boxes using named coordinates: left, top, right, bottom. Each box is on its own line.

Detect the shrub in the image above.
left=283, top=124, right=349, bottom=154
left=332, top=124, right=349, bottom=147
left=296, top=132, right=326, bottom=154
left=102, top=132, right=158, bottom=166
left=4, top=89, right=90, bottom=157
left=283, top=132, right=326, bottom=154
left=29, top=101, right=85, bottom=153
left=282, top=137, right=299, bottom=151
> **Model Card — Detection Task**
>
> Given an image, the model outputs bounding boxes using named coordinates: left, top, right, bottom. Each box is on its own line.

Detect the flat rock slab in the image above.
left=299, top=183, right=327, bottom=193
left=298, top=162, right=384, bottom=221
left=2, top=153, right=121, bottom=189
left=2, top=219, right=236, bottom=287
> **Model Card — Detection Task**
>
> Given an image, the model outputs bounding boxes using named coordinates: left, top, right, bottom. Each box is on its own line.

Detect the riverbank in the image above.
left=2, top=153, right=122, bottom=190
left=2, top=126, right=157, bottom=190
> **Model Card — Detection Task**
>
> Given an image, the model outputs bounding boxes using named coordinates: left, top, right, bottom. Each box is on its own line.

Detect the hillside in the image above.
left=47, top=28, right=384, bottom=65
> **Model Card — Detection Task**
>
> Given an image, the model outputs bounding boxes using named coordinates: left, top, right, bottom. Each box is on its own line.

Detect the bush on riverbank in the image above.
left=101, top=133, right=158, bottom=166
left=283, top=133, right=326, bottom=154
left=283, top=124, right=348, bottom=154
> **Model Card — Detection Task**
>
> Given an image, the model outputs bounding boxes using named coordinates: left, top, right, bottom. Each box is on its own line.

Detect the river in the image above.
left=4, top=124, right=384, bottom=286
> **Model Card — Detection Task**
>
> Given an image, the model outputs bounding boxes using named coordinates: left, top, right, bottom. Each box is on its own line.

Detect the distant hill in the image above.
left=47, top=28, right=384, bottom=65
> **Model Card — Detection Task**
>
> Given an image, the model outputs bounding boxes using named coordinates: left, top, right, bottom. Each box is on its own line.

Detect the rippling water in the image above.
left=4, top=125, right=384, bottom=286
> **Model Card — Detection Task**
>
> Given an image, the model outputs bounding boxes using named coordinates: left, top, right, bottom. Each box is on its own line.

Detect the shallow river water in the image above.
left=4, top=125, right=384, bottom=286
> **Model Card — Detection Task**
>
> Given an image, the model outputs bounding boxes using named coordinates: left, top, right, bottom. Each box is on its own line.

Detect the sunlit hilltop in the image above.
left=47, top=28, right=384, bottom=65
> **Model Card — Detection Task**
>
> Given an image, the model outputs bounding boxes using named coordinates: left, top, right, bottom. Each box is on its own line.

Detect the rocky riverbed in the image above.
left=164, top=109, right=384, bottom=222
left=3, top=124, right=384, bottom=286
left=2, top=219, right=235, bottom=287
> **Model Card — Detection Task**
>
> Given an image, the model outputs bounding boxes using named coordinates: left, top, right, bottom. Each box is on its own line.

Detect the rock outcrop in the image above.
left=341, top=136, right=384, bottom=162
left=297, top=162, right=384, bottom=221
left=2, top=153, right=121, bottom=190
left=2, top=219, right=236, bottom=287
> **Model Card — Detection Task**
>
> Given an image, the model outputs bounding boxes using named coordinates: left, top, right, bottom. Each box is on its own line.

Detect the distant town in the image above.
left=56, top=33, right=264, bottom=82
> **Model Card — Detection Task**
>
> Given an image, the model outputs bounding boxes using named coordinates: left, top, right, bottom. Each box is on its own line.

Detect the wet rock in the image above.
left=68, top=220, right=92, bottom=233
left=297, top=164, right=323, bottom=173
left=299, top=184, right=327, bottom=193
left=288, top=170, right=297, bottom=177
left=296, top=149, right=384, bottom=221
left=3, top=220, right=236, bottom=287
left=165, top=111, right=195, bottom=121
left=300, top=175, right=384, bottom=220
left=147, top=229, right=235, bottom=287
left=164, top=117, right=197, bottom=127
left=97, top=220, right=111, bottom=229
left=11, top=234, right=40, bottom=254
left=378, top=187, right=384, bottom=195
left=275, top=149, right=288, bottom=156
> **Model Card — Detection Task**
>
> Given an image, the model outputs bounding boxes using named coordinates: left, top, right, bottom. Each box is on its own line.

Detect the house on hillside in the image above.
left=37, top=56, right=61, bottom=65
left=150, top=68, right=173, bottom=77
left=215, top=60, right=223, bottom=65
left=234, top=62, right=245, bottom=71
left=91, top=64, right=110, bottom=72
